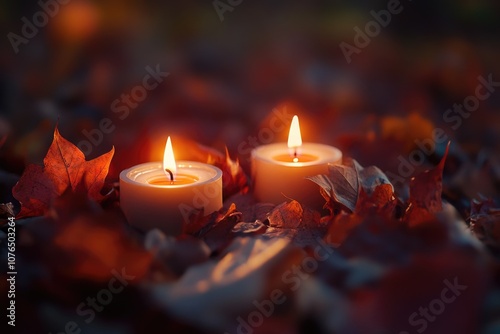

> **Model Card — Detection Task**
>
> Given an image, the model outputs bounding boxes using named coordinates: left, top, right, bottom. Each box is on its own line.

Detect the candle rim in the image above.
left=251, top=142, right=342, bottom=167
left=120, top=161, right=223, bottom=188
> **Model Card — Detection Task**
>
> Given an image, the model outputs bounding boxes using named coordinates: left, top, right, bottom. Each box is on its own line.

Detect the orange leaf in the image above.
left=12, top=125, right=114, bottom=218
left=209, top=148, right=249, bottom=199
left=264, top=200, right=327, bottom=247
left=404, top=142, right=450, bottom=226
left=355, top=184, right=396, bottom=217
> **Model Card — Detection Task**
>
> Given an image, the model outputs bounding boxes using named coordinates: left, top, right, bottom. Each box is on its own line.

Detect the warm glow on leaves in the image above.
left=184, top=203, right=242, bottom=252
left=12, top=126, right=114, bottom=218
left=208, top=148, right=249, bottom=199
left=263, top=200, right=328, bottom=247
left=309, top=159, right=393, bottom=214
left=404, top=142, right=450, bottom=226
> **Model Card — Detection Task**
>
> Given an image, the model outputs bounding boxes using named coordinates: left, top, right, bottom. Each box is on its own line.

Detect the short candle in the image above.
left=120, top=137, right=223, bottom=235
left=251, top=115, right=342, bottom=208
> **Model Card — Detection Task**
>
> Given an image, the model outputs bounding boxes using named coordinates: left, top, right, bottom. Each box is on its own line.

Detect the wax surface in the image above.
left=149, top=174, right=199, bottom=185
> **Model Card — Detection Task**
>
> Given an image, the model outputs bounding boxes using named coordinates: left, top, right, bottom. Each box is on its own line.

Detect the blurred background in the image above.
left=2, top=2, right=500, bottom=334
left=1, top=0, right=499, bottom=206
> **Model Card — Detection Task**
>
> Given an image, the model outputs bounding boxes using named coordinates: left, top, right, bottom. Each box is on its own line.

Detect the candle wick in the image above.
left=165, top=168, right=174, bottom=182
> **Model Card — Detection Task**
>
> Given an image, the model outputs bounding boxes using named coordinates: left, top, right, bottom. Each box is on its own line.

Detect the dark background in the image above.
left=1, top=1, right=500, bottom=334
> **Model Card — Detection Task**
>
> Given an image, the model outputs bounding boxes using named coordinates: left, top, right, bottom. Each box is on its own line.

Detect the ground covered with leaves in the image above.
left=1, top=122, right=500, bottom=334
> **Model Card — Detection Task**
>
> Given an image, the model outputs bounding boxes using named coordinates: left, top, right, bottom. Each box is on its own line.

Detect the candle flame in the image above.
left=287, top=115, right=302, bottom=158
left=163, top=136, right=176, bottom=179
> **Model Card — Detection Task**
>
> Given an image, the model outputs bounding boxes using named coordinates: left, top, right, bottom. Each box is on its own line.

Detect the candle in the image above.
left=251, top=115, right=342, bottom=208
left=120, top=137, right=223, bottom=235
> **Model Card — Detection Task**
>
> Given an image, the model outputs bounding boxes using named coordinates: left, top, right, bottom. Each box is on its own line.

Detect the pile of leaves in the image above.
left=2, top=126, right=500, bottom=334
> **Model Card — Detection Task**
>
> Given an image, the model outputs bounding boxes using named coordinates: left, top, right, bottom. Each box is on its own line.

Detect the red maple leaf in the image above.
left=12, top=125, right=114, bottom=218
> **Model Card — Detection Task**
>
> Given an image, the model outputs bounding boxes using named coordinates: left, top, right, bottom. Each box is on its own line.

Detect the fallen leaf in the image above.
left=309, top=159, right=360, bottom=212
left=223, top=192, right=275, bottom=223
left=355, top=184, right=396, bottom=218
left=209, top=148, right=249, bottom=199
left=263, top=200, right=328, bottom=247
left=12, top=126, right=114, bottom=218
left=184, top=203, right=242, bottom=253
left=469, top=197, right=500, bottom=248
left=0, top=202, right=15, bottom=227
left=308, top=158, right=393, bottom=213
left=232, top=220, right=268, bottom=236
left=0, top=202, right=15, bottom=217
left=404, top=142, right=450, bottom=226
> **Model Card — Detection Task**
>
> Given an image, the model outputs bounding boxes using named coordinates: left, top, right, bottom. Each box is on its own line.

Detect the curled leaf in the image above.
left=263, top=200, right=327, bottom=247
left=308, top=158, right=393, bottom=213
left=404, top=142, right=450, bottom=226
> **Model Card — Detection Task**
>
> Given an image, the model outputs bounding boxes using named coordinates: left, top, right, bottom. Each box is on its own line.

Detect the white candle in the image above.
left=120, top=137, right=223, bottom=235
left=251, top=116, right=342, bottom=208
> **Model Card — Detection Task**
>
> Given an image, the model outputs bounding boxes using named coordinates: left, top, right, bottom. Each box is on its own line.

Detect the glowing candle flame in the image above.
left=163, top=136, right=176, bottom=180
left=287, top=115, right=302, bottom=162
